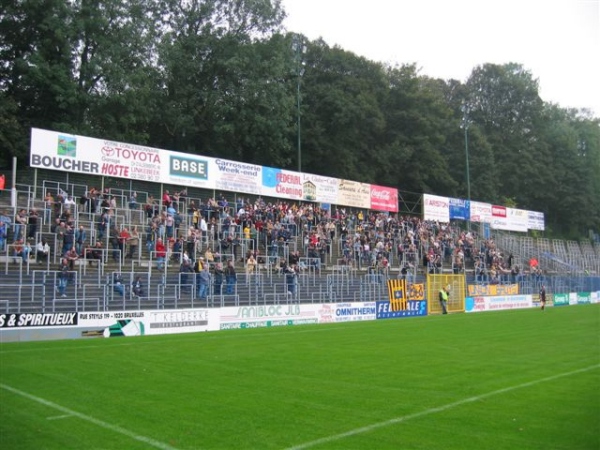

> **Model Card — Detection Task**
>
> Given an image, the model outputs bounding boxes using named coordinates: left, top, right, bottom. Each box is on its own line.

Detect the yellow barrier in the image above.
left=427, top=274, right=466, bottom=314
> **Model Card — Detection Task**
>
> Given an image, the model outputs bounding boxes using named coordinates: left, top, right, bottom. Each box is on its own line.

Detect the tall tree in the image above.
left=150, top=0, right=291, bottom=166
left=300, top=40, right=387, bottom=181
left=465, top=63, right=546, bottom=206
left=379, top=65, right=456, bottom=194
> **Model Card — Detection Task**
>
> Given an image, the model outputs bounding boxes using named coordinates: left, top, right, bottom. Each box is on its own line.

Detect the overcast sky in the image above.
left=280, top=0, right=600, bottom=117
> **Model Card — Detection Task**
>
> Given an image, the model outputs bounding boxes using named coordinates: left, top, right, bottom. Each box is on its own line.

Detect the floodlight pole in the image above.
left=462, top=105, right=471, bottom=230
left=293, top=35, right=306, bottom=173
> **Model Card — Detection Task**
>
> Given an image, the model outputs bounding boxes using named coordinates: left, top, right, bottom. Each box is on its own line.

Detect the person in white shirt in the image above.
left=35, top=239, right=50, bottom=264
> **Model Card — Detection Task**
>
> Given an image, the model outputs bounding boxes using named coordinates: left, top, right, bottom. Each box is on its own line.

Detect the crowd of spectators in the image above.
left=1, top=183, right=557, bottom=293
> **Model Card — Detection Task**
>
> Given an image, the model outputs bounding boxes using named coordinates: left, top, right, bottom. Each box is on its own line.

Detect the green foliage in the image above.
left=0, top=1, right=597, bottom=235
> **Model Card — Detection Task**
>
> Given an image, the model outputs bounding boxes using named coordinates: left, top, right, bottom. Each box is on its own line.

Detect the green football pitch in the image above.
left=1, top=305, right=599, bottom=450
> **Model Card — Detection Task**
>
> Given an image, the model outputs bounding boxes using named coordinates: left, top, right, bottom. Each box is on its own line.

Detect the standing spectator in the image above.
left=162, top=190, right=171, bottom=209
left=224, top=259, right=237, bottom=294
left=36, top=238, right=50, bottom=264
left=0, top=220, right=6, bottom=252
left=44, top=191, right=54, bottom=224
left=155, top=238, right=166, bottom=271
left=165, top=213, right=174, bottom=239
left=109, top=226, right=120, bottom=261
left=179, top=259, right=194, bottom=293
left=199, top=216, right=208, bottom=244
left=196, top=259, right=210, bottom=300
left=128, top=192, right=138, bottom=222
left=119, top=227, right=130, bottom=262
left=286, top=265, right=298, bottom=297
left=246, top=253, right=257, bottom=284
left=56, top=258, right=69, bottom=297
left=79, top=191, right=89, bottom=214
left=27, top=209, right=39, bottom=240
left=64, top=195, right=76, bottom=214
left=438, top=284, right=450, bottom=315
left=126, top=226, right=139, bottom=259
left=213, top=262, right=224, bottom=295
left=62, top=225, right=74, bottom=255
left=97, top=210, right=108, bottom=241
left=145, top=194, right=157, bottom=218
left=74, top=225, right=87, bottom=256
left=14, top=209, right=27, bottom=241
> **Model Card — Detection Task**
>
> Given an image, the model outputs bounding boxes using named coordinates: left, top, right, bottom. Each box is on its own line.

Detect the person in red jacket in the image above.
left=155, top=238, right=166, bottom=272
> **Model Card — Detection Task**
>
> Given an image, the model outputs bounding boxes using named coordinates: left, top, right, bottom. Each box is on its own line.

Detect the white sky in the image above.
left=280, top=0, right=600, bottom=117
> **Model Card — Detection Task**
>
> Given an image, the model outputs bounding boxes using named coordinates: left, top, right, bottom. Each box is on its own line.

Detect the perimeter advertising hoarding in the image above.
left=0, top=309, right=216, bottom=337
left=302, top=173, right=339, bottom=204
left=370, top=184, right=399, bottom=212
left=30, top=128, right=164, bottom=182
left=465, top=295, right=533, bottom=312
left=467, top=284, right=519, bottom=296
left=449, top=197, right=470, bottom=221
left=337, top=179, right=372, bottom=209
left=469, top=201, right=492, bottom=223
left=218, top=303, right=379, bottom=329
left=30, top=128, right=399, bottom=212
left=423, top=194, right=450, bottom=222
left=528, top=210, right=546, bottom=231
left=491, top=206, right=528, bottom=232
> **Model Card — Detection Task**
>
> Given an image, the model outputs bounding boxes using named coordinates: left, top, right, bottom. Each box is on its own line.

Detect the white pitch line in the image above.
left=47, top=414, right=72, bottom=420
left=0, top=383, right=181, bottom=450
left=285, top=364, right=600, bottom=450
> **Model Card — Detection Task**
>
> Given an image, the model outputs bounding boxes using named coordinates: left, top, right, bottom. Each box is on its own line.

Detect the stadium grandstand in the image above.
left=1, top=163, right=598, bottom=317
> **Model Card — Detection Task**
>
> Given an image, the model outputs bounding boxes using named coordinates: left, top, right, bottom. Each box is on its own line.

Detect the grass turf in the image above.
left=1, top=304, right=598, bottom=449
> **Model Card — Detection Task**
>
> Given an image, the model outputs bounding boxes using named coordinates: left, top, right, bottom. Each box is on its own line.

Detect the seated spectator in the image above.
left=13, top=239, right=31, bottom=264
left=131, top=276, right=144, bottom=298
left=65, top=247, right=79, bottom=271
left=36, top=239, right=50, bottom=264
left=85, top=242, right=104, bottom=265
left=113, top=272, right=125, bottom=297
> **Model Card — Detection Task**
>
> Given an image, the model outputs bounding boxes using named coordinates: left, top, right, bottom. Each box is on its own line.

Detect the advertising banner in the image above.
left=467, top=284, right=519, bottom=297
left=370, top=184, right=399, bottom=212
left=423, top=194, right=450, bottom=222
left=376, top=300, right=427, bottom=319
left=336, top=179, right=371, bottom=209
left=469, top=201, right=492, bottom=223
left=302, top=173, right=339, bottom=204
left=30, top=128, right=399, bottom=211
left=78, top=309, right=215, bottom=337
left=261, top=167, right=304, bottom=201
left=465, top=295, right=533, bottom=312
left=449, top=198, right=470, bottom=220
left=211, top=158, right=261, bottom=194
left=219, top=304, right=320, bottom=329
left=490, top=204, right=508, bottom=230
left=0, top=312, right=77, bottom=328
left=31, top=128, right=163, bottom=182
left=528, top=211, right=545, bottom=231
left=576, top=293, right=591, bottom=304
left=553, top=293, right=569, bottom=306
left=0, top=309, right=215, bottom=337
left=507, top=208, right=529, bottom=232
left=165, top=150, right=215, bottom=189
left=321, top=302, right=378, bottom=323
